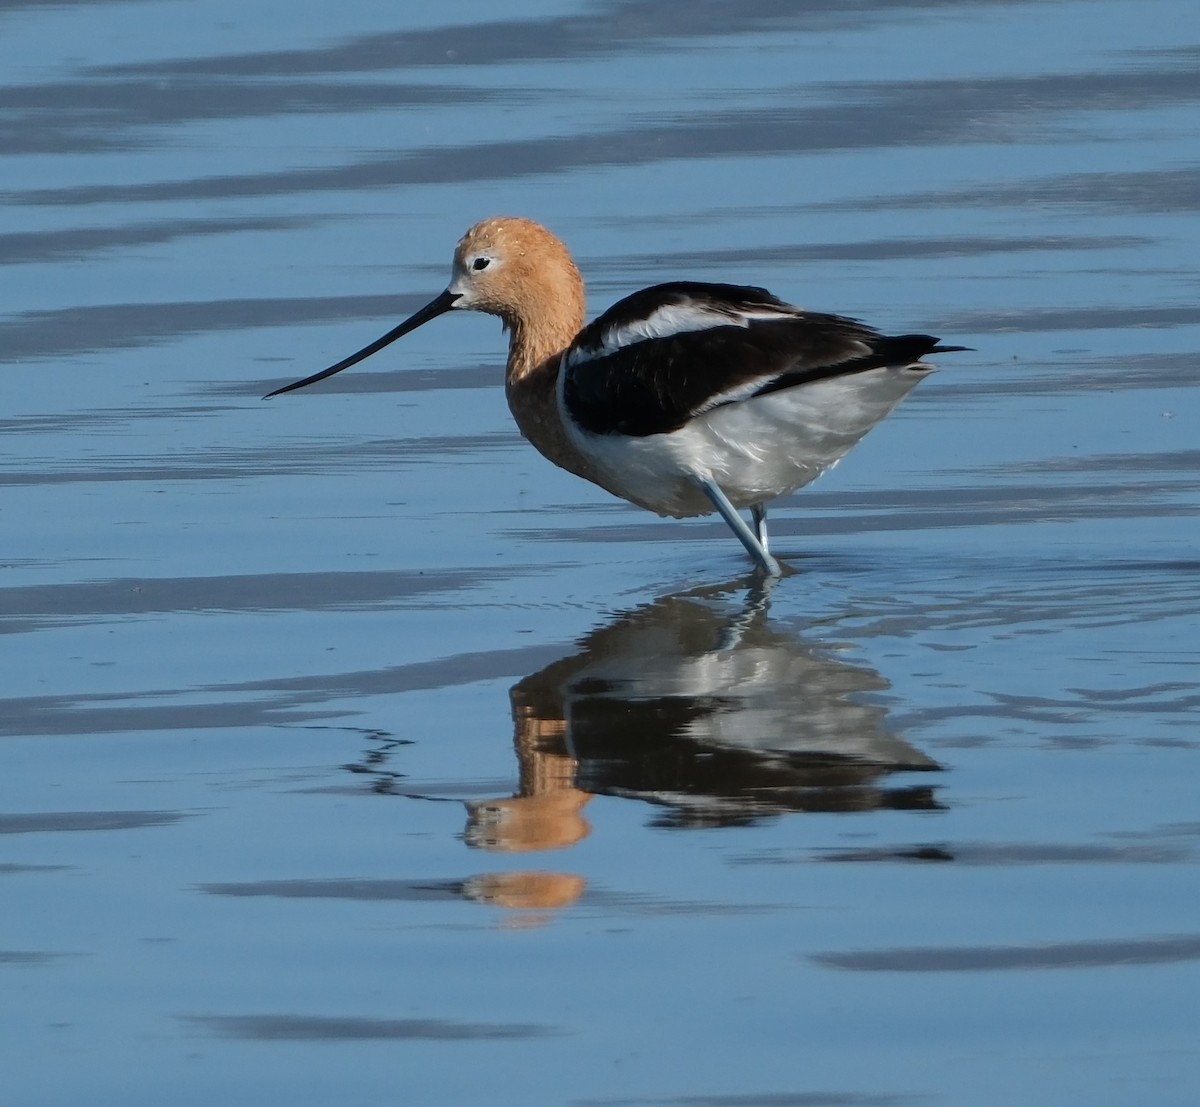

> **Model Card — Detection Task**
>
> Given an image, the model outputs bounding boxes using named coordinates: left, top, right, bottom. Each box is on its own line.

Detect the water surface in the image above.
left=2, top=0, right=1199, bottom=1103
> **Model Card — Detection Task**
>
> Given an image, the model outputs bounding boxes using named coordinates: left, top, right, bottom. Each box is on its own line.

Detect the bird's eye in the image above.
left=472, top=256, right=491, bottom=271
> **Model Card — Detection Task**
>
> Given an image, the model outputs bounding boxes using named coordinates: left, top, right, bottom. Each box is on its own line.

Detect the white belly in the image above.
left=563, top=367, right=929, bottom=518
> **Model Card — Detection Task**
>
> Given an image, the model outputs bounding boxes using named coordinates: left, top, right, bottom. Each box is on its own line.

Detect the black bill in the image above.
left=263, top=288, right=462, bottom=399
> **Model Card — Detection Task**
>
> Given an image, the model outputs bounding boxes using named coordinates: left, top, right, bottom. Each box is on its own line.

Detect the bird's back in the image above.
left=557, top=282, right=954, bottom=516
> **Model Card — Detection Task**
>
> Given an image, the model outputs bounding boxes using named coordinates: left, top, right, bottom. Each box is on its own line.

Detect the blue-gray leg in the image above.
left=694, top=475, right=782, bottom=577
left=751, top=503, right=769, bottom=554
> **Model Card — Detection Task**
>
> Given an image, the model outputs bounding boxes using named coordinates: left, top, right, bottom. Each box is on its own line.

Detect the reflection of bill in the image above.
left=466, top=580, right=941, bottom=866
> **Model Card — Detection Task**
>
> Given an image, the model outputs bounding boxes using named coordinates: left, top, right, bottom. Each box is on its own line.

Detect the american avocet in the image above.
left=266, top=217, right=966, bottom=576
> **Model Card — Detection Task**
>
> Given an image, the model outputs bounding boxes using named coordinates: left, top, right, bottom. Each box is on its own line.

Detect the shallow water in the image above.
left=3, top=0, right=1199, bottom=1103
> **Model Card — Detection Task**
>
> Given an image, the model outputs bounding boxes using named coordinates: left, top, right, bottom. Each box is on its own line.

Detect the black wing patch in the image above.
left=564, top=300, right=952, bottom=438
left=749, top=333, right=961, bottom=399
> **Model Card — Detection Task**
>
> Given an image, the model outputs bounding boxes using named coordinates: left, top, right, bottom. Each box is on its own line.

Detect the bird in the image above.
left=265, top=217, right=967, bottom=576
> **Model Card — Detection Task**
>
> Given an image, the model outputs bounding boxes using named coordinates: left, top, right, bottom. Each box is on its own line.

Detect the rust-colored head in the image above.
left=448, top=218, right=587, bottom=362
left=263, top=216, right=586, bottom=399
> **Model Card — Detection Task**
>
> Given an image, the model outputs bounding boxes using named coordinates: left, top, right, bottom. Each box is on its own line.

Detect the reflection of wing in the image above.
left=508, top=584, right=941, bottom=828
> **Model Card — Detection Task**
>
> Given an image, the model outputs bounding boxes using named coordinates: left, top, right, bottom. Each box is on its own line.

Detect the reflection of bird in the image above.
left=481, top=581, right=942, bottom=833
left=266, top=217, right=966, bottom=575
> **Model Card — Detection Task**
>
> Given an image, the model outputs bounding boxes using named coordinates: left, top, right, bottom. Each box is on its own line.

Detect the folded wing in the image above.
left=562, top=282, right=951, bottom=438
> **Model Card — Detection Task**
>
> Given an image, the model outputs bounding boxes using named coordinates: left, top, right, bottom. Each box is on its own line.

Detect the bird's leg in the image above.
left=714, top=574, right=779, bottom=652
left=694, top=475, right=782, bottom=577
left=750, top=503, right=769, bottom=554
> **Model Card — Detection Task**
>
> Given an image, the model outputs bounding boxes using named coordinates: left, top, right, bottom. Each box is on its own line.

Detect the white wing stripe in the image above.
left=564, top=303, right=795, bottom=369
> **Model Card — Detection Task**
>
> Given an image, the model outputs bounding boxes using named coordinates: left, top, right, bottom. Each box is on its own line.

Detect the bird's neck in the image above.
left=502, top=275, right=585, bottom=381
left=502, top=298, right=603, bottom=487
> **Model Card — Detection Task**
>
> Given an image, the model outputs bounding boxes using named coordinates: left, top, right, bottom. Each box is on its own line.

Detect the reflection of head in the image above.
left=462, top=871, right=587, bottom=911
left=465, top=790, right=593, bottom=853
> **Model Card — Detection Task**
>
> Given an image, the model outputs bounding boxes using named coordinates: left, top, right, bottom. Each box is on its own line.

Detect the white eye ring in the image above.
left=472, top=256, right=491, bottom=272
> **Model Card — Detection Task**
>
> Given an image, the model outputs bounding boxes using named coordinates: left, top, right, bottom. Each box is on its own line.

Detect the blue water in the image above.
left=3, top=0, right=1199, bottom=1103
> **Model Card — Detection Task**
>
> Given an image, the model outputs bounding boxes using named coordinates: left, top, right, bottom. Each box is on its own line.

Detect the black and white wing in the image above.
left=562, top=281, right=955, bottom=438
